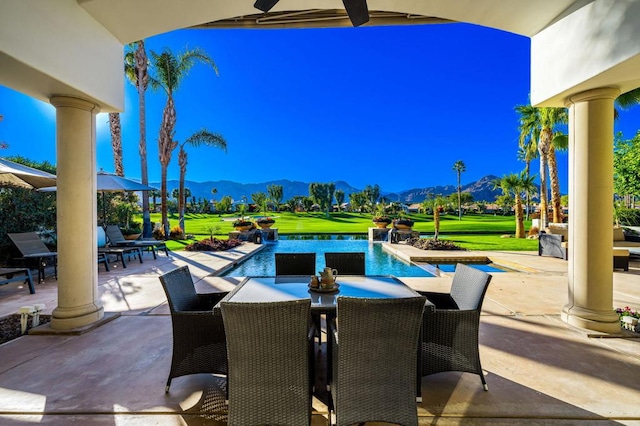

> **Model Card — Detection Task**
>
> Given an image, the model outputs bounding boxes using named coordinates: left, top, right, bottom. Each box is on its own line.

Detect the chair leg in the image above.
left=480, top=372, right=488, bottom=391
left=165, top=377, right=172, bottom=393
left=119, top=253, right=127, bottom=268
left=25, top=269, right=35, bottom=294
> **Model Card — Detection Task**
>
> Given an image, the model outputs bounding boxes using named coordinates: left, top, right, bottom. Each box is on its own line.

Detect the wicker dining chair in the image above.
left=221, top=299, right=315, bottom=426
left=329, top=296, right=426, bottom=426
left=417, top=263, right=492, bottom=392
left=274, top=252, right=316, bottom=276
left=324, top=252, right=365, bottom=275
left=158, top=266, right=228, bottom=393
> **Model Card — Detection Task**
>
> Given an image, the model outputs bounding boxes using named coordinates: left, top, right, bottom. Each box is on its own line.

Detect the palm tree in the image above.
left=178, top=129, right=227, bottom=232
left=108, top=113, right=124, bottom=176
left=149, top=189, right=161, bottom=212
left=516, top=104, right=567, bottom=226
left=149, top=46, right=219, bottom=238
left=431, top=195, right=445, bottom=240
left=125, top=41, right=152, bottom=237
left=493, top=171, right=537, bottom=238
left=452, top=160, right=466, bottom=221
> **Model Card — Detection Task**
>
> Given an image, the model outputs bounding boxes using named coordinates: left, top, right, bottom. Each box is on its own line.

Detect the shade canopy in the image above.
left=40, top=171, right=156, bottom=192
left=95, top=171, right=156, bottom=192
left=0, top=158, right=57, bottom=189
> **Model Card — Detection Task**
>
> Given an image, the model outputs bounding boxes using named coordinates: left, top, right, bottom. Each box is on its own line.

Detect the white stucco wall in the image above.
left=0, top=0, right=123, bottom=111
left=531, top=0, right=640, bottom=106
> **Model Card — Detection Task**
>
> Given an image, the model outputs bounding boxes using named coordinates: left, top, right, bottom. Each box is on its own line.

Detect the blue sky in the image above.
left=1, top=23, right=640, bottom=194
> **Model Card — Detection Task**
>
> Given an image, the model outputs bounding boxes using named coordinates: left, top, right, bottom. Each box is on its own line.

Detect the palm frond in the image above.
left=184, top=129, right=228, bottom=152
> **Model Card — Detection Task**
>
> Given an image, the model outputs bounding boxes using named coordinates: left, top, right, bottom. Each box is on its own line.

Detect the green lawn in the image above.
left=148, top=211, right=537, bottom=251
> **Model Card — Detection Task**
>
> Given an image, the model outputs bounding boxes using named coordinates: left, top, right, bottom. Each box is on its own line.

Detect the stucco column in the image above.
left=50, top=96, right=104, bottom=330
left=562, top=87, right=620, bottom=333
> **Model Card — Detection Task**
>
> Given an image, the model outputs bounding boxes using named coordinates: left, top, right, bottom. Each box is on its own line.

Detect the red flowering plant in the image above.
left=616, top=306, right=640, bottom=332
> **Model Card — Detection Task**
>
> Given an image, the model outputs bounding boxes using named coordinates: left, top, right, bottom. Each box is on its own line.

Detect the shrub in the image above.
left=185, top=237, right=243, bottom=252
left=169, top=225, right=184, bottom=239
left=404, top=237, right=465, bottom=251
left=616, top=207, right=640, bottom=226
left=152, top=223, right=165, bottom=240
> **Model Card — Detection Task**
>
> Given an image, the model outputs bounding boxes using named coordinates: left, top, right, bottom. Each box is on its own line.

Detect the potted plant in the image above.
left=256, top=216, right=276, bottom=229
left=372, top=204, right=392, bottom=228
left=122, top=221, right=142, bottom=240
left=393, top=213, right=414, bottom=230
left=232, top=217, right=255, bottom=231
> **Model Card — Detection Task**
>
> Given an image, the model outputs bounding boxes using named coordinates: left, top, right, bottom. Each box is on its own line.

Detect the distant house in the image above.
left=407, top=203, right=421, bottom=213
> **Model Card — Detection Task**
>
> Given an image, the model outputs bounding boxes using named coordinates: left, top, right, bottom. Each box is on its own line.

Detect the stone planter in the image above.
left=258, top=222, right=274, bottom=229
left=124, top=233, right=141, bottom=240
left=234, top=225, right=254, bottom=232
left=373, top=221, right=390, bottom=229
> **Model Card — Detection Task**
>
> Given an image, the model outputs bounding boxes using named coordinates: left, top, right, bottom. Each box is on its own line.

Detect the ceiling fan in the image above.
left=253, top=0, right=370, bottom=27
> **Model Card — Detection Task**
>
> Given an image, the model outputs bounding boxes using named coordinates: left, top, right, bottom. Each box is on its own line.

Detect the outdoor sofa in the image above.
left=539, top=224, right=640, bottom=270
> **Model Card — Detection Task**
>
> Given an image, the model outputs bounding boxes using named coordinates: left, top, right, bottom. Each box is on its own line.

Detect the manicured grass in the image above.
left=146, top=211, right=537, bottom=252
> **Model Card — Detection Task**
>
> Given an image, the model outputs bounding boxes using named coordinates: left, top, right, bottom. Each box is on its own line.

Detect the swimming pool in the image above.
left=428, top=263, right=507, bottom=273
left=220, top=235, right=436, bottom=277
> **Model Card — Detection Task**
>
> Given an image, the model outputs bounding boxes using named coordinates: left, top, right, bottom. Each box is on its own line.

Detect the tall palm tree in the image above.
left=125, top=41, right=152, bottom=237
left=516, top=104, right=567, bottom=226
left=149, top=47, right=219, bottom=238
left=178, top=129, right=227, bottom=232
left=493, top=171, right=537, bottom=238
left=108, top=113, right=124, bottom=176
left=452, top=160, right=466, bottom=221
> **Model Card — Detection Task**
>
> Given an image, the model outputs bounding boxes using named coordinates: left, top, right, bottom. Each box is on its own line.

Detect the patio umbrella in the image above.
left=40, top=171, right=156, bottom=224
left=0, top=158, right=57, bottom=189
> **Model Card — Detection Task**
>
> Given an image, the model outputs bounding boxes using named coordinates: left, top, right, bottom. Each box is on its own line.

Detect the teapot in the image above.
left=319, top=267, right=338, bottom=285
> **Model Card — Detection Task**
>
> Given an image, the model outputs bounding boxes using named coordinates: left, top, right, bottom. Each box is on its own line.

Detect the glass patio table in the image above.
left=214, top=275, right=429, bottom=313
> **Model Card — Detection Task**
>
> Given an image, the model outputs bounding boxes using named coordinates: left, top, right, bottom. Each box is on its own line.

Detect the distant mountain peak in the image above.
left=152, top=175, right=504, bottom=203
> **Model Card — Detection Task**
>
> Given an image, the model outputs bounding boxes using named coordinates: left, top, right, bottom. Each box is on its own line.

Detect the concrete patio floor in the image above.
left=0, top=242, right=639, bottom=425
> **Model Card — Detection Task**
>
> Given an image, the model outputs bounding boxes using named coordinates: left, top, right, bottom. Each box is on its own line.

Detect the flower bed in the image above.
left=616, top=306, right=640, bottom=333
left=0, top=314, right=51, bottom=345
left=404, top=237, right=465, bottom=251
left=185, top=238, right=244, bottom=252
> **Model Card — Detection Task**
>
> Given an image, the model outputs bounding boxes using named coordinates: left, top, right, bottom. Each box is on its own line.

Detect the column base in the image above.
left=50, top=304, right=105, bottom=331
left=561, top=303, right=621, bottom=334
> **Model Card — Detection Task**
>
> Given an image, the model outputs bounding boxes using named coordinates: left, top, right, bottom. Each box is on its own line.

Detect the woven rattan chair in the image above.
left=274, top=252, right=316, bottom=276
left=417, top=263, right=492, bottom=392
left=158, top=266, right=228, bottom=393
left=221, top=299, right=315, bottom=426
left=329, top=296, right=426, bottom=426
left=324, top=252, right=365, bottom=275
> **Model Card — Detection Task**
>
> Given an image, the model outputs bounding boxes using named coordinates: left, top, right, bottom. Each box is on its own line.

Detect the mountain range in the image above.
left=152, top=175, right=504, bottom=204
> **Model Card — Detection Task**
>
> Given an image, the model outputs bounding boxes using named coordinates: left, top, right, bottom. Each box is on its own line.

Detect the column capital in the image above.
left=564, top=87, right=620, bottom=106
left=50, top=96, right=100, bottom=113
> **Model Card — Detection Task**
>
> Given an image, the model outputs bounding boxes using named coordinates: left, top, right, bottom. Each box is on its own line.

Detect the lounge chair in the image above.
left=7, top=232, right=57, bottom=282
left=221, top=299, right=315, bottom=425
left=97, top=227, right=143, bottom=269
left=417, top=263, right=492, bottom=393
left=0, top=267, right=35, bottom=294
left=104, top=225, right=169, bottom=258
left=158, top=266, right=228, bottom=393
left=329, top=296, right=426, bottom=426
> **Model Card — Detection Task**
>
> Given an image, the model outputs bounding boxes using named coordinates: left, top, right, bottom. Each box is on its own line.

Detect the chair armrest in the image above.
left=197, top=292, right=229, bottom=309
left=417, top=291, right=458, bottom=309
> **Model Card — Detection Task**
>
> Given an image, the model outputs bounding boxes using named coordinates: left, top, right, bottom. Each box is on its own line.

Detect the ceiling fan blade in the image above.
left=254, top=0, right=280, bottom=12
left=342, top=0, right=369, bottom=27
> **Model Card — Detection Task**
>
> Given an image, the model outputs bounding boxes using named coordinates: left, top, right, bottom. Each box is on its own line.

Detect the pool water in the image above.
left=221, top=235, right=435, bottom=277
left=430, top=263, right=506, bottom=273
